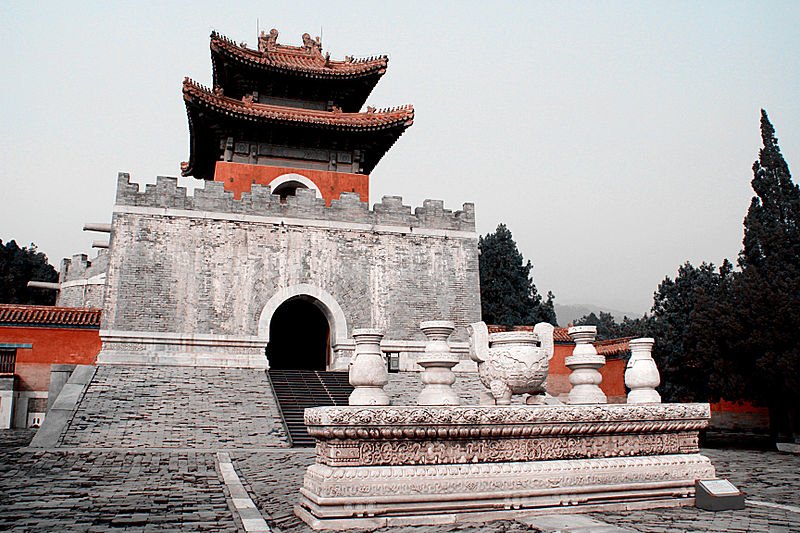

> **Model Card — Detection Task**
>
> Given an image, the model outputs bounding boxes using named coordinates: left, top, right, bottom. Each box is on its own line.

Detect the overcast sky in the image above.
left=1, top=1, right=798, bottom=315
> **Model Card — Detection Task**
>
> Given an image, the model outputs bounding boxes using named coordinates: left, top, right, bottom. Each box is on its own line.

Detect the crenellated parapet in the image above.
left=114, top=173, right=475, bottom=232
left=60, top=251, right=108, bottom=283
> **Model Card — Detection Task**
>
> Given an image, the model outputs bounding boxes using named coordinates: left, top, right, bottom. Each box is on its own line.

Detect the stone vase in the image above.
left=625, top=337, right=661, bottom=404
left=468, top=321, right=551, bottom=405
left=348, top=328, right=390, bottom=406
left=566, top=325, right=607, bottom=404
left=416, top=320, right=461, bottom=406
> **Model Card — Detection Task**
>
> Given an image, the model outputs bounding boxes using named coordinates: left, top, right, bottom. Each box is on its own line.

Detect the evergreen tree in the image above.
left=649, top=261, right=739, bottom=402
left=478, top=224, right=556, bottom=326
left=0, top=240, right=59, bottom=305
left=574, top=311, right=653, bottom=340
left=736, top=110, right=800, bottom=441
left=574, top=311, right=618, bottom=339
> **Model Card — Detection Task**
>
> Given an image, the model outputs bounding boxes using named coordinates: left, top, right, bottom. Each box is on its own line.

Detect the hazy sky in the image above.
left=1, top=1, right=798, bottom=315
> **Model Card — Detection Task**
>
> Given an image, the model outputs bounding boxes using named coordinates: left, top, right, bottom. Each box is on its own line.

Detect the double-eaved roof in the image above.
left=182, top=29, right=414, bottom=180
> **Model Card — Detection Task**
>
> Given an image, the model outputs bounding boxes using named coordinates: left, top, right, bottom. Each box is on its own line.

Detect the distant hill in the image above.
left=554, top=304, right=642, bottom=327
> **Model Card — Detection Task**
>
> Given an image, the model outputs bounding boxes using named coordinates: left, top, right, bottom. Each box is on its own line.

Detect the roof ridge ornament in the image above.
left=301, top=32, right=323, bottom=55
left=258, top=28, right=279, bottom=53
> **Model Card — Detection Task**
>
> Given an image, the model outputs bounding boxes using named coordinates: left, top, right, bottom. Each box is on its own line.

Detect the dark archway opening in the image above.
left=266, top=297, right=330, bottom=370
left=272, top=181, right=309, bottom=203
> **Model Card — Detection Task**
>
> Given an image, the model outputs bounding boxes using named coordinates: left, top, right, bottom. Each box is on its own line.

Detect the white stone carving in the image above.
left=348, top=329, right=390, bottom=406
left=304, top=402, right=711, bottom=427
left=416, top=321, right=461, bottom=405
left=297, top=401, right=715, bottom=529
left=296, top=454, right=715, bottom=528
left=566, top=325, right=607, bottom=404
left=626, top=337, right=662, bottom=404
left=468, top=321, right=554, bottom=405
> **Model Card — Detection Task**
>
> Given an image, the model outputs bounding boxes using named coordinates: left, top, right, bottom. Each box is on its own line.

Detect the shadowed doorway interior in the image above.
left=266, top=297, right=330, bottom=370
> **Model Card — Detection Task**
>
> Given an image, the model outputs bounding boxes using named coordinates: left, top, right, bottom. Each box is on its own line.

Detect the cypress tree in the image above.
left=478, top=224, right=556, bottom=326
left=737, top=110, right=800, bottom=442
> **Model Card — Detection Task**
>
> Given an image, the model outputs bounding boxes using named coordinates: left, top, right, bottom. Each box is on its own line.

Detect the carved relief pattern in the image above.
left=316, top=432, right=699, bottom=466
left=301, top=454, right=715, bottom=499
left=309, top=419, right=707, bottom=441
left=305, top=403, right=711, bottom=428
left=478, top=346, right=549, bottom=395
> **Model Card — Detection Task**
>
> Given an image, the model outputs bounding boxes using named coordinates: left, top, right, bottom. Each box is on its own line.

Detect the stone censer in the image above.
left=296, top=320, right=716, bottom=529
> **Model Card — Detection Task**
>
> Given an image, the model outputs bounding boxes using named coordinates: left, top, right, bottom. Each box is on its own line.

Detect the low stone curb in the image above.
left=218, top=452, right=271, bottom=532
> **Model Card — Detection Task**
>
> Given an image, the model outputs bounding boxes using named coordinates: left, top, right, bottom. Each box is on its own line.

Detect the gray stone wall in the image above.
left=100, top=174, right=481, bottom=367
left=56, top=251, right=109, bottom=309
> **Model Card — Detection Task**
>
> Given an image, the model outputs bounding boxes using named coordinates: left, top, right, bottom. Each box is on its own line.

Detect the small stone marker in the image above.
left=695, top=478, right=745, bottom=511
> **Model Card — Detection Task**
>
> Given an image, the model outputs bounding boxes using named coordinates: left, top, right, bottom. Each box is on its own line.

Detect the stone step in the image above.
left=268, top=369, right=352, bottom=447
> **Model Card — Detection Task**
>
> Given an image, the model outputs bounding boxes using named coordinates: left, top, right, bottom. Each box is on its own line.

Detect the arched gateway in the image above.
left=258, top=284, right=348, bottom=370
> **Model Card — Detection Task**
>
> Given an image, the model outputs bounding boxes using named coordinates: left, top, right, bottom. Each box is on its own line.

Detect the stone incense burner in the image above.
left=468, top=321, right=554, bottom=405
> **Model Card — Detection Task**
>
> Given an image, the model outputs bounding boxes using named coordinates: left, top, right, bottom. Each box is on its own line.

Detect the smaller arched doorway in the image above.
left=265, top=296, right=330, bottom=370
left=268, top=173, right=322, bottom=203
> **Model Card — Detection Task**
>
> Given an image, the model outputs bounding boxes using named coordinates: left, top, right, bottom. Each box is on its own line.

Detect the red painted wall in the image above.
left=0, top=326, right=100, bottom=391
left=547, top=343, right=627, bottom=402
left=214, top=161, right=370, bottom=205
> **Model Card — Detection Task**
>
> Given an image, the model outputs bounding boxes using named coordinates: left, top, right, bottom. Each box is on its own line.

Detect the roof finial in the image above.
left=302, top=32, right=323, bottom=55
left=259, top=28, right=279, bottom=53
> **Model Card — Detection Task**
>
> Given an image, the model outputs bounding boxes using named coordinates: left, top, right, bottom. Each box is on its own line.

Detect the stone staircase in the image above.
left=268, top=369, right=352, bottom=446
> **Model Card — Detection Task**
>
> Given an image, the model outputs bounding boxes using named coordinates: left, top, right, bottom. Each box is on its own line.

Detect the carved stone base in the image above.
left=296, top=454, right=714, bottom=529
left=296, top=404, right=715, bottom=529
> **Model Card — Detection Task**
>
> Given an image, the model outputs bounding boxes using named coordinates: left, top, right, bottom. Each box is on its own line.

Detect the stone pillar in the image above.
left=566, top=325, right=607, bottom=404
left=625, top=337, right=662, bottom=404
left=417, top=321, right=461, bottom=406
left=348, top=329, right=390, bottom=406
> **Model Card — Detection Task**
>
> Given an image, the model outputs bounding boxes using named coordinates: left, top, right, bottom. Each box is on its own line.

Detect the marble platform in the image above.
left=295, top=403, right=715, bottom=529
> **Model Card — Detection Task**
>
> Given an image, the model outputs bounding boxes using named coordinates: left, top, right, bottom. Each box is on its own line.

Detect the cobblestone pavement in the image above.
left=589, top=447, right=800, bottom=532
left=61, top=366, right=288, bottom=448
left=2, top=428, right=800, bottom=532
left=0, top=431, right=238, bottom=532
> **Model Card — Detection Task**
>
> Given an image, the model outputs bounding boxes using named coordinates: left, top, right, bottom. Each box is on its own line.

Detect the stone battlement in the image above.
left=115, top=174, right=475, bottom=232
left=60, top=251, right=108, bottom=283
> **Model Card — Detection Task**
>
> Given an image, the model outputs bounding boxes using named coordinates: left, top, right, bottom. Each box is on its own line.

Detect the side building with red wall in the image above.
left=0, top=305, right=101, bottom=428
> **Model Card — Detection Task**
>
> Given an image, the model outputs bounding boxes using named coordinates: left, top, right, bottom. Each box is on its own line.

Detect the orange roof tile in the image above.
left=183, top=78, right=413, bottom=131
left=487, top=324, right=630, bottom=357
left=594, top=338, right=633, bottom=358
left=210, top=30, right=388, bottom=80
left=0, top=304, right=101, bottom=328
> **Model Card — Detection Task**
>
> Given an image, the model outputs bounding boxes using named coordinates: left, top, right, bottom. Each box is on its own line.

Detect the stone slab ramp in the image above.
left=35, top=365, right=290, bottom=449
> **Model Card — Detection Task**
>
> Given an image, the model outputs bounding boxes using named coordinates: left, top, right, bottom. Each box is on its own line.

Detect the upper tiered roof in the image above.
left=210, top=30, right=387, bottom=111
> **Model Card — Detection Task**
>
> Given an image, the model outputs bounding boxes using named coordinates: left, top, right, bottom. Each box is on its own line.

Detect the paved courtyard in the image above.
left=1, top=430, right=798, bottom=532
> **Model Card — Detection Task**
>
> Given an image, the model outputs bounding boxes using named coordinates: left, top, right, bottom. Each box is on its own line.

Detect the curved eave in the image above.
left=210, top=36, right=388, bottom=81
left=183, top=79, right=413, bottom=133
left=181, top=103, right=199, bottom=177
